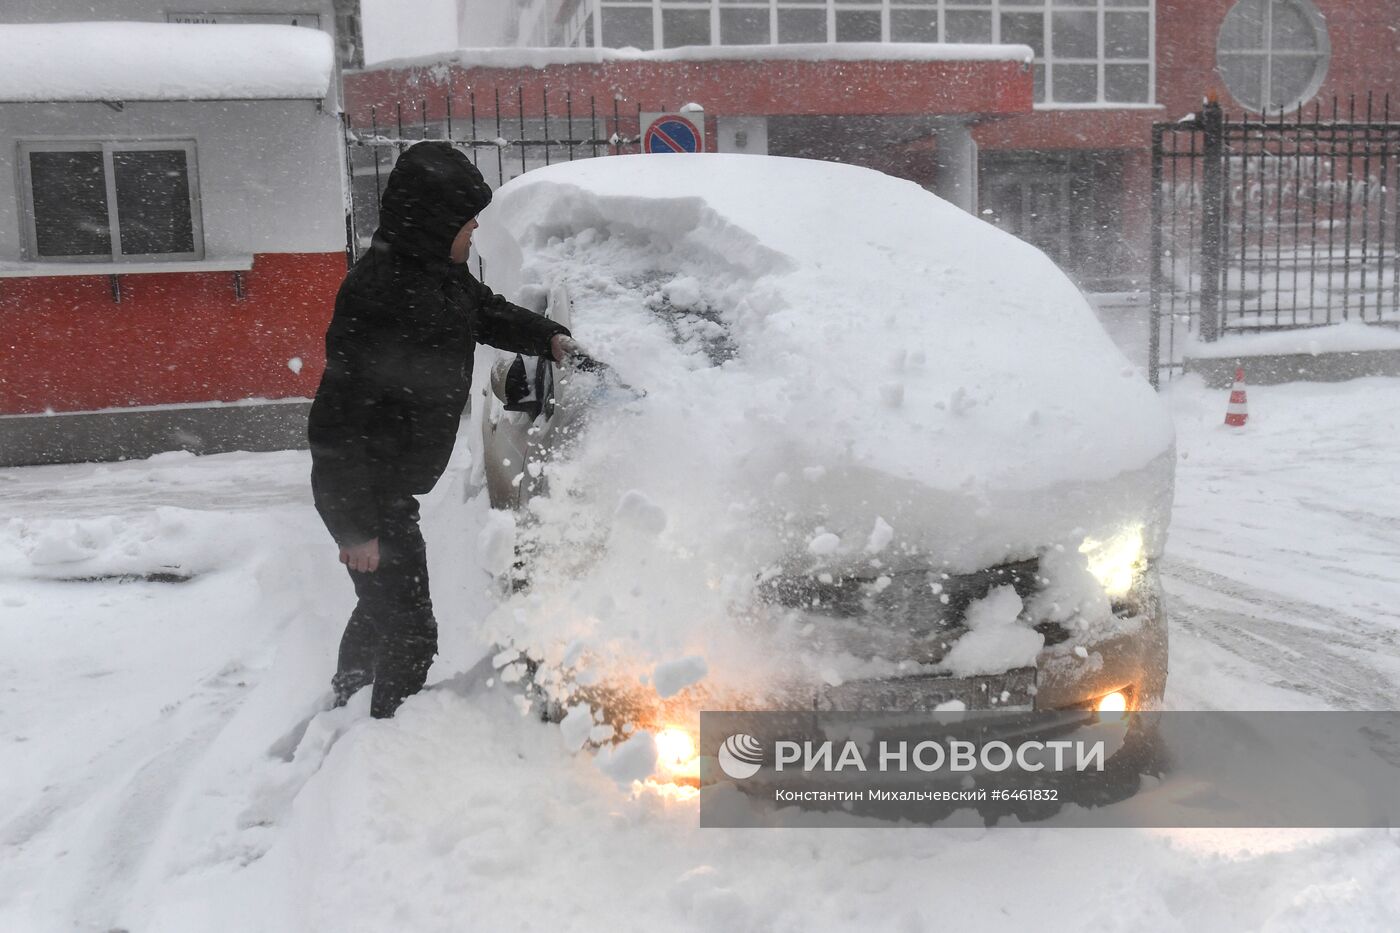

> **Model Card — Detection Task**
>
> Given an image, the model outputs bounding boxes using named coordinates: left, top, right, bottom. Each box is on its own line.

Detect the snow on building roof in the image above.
left=366, top=41, right=1035, bottom=73
left=0, top=22, right=334, bottom=103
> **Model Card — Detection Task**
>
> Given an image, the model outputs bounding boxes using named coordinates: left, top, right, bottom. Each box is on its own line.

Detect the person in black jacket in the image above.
left=309, top=141, right=570, bottom=719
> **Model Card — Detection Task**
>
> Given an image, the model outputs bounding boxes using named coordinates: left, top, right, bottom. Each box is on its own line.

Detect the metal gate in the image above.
left=1150, top=96, right=1400, bottom=386
left=342, top=88, right=650, bottom=270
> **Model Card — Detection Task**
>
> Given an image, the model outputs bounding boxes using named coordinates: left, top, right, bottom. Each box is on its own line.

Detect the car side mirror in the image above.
left=490, top=356, right=514, bottom=404
left=498, top=354, right=547, bottom=418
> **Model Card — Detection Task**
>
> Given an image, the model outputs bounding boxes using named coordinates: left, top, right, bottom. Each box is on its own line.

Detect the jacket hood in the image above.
left=376, top=141, right=492, bottom=265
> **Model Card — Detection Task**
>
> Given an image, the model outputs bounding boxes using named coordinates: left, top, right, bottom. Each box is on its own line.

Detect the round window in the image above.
left=1216, top=0, right=1331, bottom=112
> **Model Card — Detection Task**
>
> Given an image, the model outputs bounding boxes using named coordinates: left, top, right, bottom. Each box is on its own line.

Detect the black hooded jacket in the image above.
left=309, top=142, right=569, bottom=546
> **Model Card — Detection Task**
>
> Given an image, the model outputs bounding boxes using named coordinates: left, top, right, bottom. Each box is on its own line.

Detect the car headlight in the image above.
left=1079, top=525, right=1145, bottom=598
left=654, top=725, right=701, bottom=785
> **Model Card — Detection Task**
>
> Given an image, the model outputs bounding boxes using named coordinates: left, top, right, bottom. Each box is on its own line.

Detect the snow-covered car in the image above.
left=472, top=155, right=1174, bottom=768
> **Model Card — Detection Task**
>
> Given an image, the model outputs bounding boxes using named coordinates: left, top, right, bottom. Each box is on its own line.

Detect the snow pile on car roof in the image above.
left=476, top=154, right=1173, bottom=698
left=0, top=23, right=334, bottom=102
left=482, top=154, right=1171, bottom=496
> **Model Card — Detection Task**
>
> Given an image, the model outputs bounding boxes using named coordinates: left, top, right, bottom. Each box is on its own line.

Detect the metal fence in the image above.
left=1150, top=96, right=1400, bottom=386
left=342, top=87, right=651, bottom=267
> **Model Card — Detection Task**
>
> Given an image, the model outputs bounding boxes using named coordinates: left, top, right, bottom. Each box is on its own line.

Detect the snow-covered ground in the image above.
left=1163, top=376, right=1400, bottom=713
left=2, top=375, right=1399, bottom=931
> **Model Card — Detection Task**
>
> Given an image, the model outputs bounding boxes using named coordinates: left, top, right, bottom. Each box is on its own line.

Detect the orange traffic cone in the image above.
left=1224, top=366, right=1248, bottom=427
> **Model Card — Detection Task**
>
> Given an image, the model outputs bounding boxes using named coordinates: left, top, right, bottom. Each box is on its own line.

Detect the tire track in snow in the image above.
left=1, top=664, right=253, bottom=930
left=1163, top=556, right=1400, bottom=710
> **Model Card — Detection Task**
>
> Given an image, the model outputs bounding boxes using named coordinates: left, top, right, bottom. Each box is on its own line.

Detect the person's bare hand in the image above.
left=550, top=334, right=578, bottom=363
left=339, top=538, right=380, bottom=573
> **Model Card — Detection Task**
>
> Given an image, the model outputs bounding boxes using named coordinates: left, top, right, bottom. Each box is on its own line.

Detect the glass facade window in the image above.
left=1217, top=0, right=1330, bottom=112
left=600, top=3, right=653, bottom=49
left=1052, top=62, right=1098, bottom=102
left=1052, top=9, right=1098, bottom=60
left=662, top=6, right=712, bottom=46
left=588, top=1, right=1154, bottom=108
left=721, top=7, right=771, bottom=43
left=836, top=9, right=883, bottom=42
left=944, top=9, right=992, bottom=43
left=778, top=6, right=828, bottom=43
left=990, top=1, right=1154, bottom=106
left=890, top=7, right=939, bottom=42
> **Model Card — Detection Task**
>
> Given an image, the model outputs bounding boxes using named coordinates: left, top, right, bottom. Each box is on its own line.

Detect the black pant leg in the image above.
left=332, top=604, right=379, bottom=706
left=345, top=497, right=438, bottom=719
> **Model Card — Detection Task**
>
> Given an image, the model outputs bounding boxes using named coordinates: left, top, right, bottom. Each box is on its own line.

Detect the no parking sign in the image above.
left=642, top=110, right=705, bottom=154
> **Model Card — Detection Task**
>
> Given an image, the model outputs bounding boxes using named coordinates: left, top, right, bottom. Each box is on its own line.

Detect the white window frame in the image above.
left=1215, top=0, right=1330, bottom=113
left=18, top=139, right=205, bottom=264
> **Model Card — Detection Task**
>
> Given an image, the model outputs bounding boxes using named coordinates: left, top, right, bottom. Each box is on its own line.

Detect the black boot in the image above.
left=332, top=604, right=379, bottom=707
left=370, top=627, right=437, bottom=719
left=331, top=666, right=373, bottom=707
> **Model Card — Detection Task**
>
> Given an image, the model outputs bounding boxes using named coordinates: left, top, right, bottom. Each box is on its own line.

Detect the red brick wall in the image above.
left=0, top=252, right=343, bottom=415
left=346, top=56, right=1035, bottom=127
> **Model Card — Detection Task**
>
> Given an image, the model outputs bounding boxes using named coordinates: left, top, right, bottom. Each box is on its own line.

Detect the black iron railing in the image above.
left=342, top=88, right=649, bottom=269
left=1150, top=95, right=1400, bottom=385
